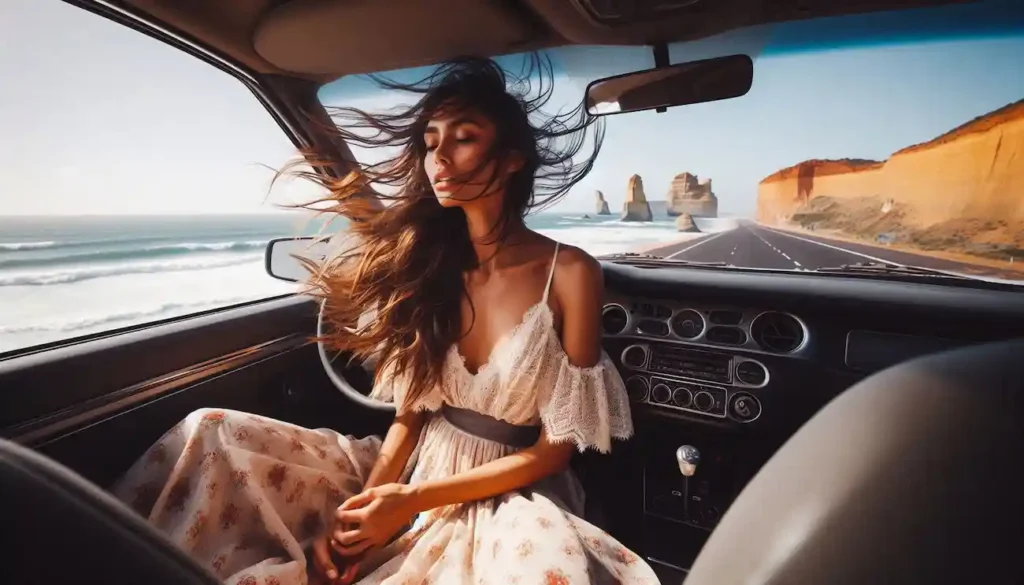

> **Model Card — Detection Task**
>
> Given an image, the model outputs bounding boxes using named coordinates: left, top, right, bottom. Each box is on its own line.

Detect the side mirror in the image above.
left=586, top=54, right=753, bottom=116
left=264, top=236, right=333, bottom=283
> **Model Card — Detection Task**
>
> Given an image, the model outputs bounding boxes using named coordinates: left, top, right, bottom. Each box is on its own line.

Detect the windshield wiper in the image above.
left=813, top=261, right=978, bottom=280
left=598, top=253, right=732, bottom=268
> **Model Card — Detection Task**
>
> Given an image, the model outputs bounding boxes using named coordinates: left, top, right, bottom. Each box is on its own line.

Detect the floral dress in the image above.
left=112, top=243, right=659, bottom=584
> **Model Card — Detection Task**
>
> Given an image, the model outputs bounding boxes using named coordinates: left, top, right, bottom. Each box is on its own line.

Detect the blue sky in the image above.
left=2, top=0, right=1022, bottom=215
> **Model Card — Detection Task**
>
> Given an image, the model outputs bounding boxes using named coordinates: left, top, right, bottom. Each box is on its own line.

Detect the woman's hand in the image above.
left=311, top=530, right=361, bottom=585
left=330, top=483, right=419, bottom=557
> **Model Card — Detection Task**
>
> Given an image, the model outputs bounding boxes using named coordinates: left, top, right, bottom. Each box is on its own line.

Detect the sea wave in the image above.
left=0, top=295, right=265, bottom=334
left=0, top=241, right=58, bottom=250
left=0, top=239, right=269, bottom=270
left=0, top=254, right=264, bottom=286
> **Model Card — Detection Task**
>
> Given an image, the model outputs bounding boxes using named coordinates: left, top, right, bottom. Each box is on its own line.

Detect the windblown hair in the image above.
left=279, top=54, right=604, bottom=409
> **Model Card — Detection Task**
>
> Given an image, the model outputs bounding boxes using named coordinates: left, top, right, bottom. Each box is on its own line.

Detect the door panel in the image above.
left=0, top=296, right=393, bottom=486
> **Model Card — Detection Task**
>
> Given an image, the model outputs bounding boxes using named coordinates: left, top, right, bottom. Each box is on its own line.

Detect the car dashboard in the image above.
left=594, top=261, right=1024, bottom=573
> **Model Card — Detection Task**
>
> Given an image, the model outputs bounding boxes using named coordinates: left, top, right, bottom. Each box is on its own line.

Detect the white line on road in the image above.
left=664, top=231, right=728, bottom=259
left=756, top=225, right=908, bottom=267
left=744, top=225, right=801, bottom=267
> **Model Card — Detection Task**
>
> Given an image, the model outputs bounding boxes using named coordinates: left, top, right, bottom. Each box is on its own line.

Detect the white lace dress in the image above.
left=112, top=244, right=659, bottom=585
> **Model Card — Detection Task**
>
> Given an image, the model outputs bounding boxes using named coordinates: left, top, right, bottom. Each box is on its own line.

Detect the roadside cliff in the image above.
left=756, top=98, right=1024, bottom=260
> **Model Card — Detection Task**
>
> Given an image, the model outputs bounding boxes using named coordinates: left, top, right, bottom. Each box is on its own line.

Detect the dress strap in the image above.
left=542, top=242, right=559, bottom=304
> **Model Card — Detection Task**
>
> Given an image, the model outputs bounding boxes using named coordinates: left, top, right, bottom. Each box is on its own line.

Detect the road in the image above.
left=644, top=221, right=1022, bottom=280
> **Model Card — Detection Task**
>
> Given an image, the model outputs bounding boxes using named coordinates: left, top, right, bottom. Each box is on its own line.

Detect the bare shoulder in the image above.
left=554, top=244, right=602, bottom=285
left=550, top=243, right=603, bottom=309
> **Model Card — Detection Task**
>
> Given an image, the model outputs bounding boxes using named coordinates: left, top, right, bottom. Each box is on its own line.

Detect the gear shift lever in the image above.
left=676, top=445, right=700, bottom=477
left=676, top=445, right=700, bottom=520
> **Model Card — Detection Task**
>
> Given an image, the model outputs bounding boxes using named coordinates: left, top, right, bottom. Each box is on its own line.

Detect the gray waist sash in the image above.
left=440, top=404, right=541, bottom=447
left=437, top=403, right=585, bottom=516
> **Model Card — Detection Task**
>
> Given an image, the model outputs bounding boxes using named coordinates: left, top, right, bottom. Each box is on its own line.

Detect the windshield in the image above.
left=318, top=0, right=1024, bottom=285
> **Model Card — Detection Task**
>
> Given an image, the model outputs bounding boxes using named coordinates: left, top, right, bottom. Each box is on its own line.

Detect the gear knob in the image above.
left=676, top=445, right=700, bottom=477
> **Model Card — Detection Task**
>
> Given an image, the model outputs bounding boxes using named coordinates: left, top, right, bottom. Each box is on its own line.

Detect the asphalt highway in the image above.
left=644, top=221, right=1021, bottom=280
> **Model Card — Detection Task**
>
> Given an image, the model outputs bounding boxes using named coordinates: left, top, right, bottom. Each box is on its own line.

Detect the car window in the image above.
left=0, top=0, right=327, bottom=355
left=319, top=0, right=1024, bottom=286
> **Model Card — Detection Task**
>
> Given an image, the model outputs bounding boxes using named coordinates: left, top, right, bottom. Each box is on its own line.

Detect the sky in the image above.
left=2, top=0, right=1023, bottom=216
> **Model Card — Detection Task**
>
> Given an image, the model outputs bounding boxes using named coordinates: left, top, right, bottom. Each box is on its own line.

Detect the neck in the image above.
left=462, top=200, right=524, bottom=268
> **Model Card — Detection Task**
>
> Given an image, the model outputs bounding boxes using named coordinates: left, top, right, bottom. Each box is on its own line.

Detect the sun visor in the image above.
left=254, top=0, right=537, bottom=76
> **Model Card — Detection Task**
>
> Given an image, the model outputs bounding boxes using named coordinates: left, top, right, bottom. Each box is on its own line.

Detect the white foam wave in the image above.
left=538, top=223, right=682, bottom=257
left=0, top=253, right=263, bottom=286
left=0, top=295, right=264, bottom=334
left=148, top=240, right=268, bottom=252
left=0, top=241, right=57, bottom=251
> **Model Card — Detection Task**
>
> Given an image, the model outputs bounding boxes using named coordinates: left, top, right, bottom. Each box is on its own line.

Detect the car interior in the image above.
left=2, top=0, right=1023, bottom=584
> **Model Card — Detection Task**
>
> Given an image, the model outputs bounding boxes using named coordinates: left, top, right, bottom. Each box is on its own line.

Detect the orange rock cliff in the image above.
left=757, top=98, right=1024, bottom=228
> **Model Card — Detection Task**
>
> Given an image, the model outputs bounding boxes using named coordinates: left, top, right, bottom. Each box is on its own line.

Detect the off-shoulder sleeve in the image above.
left=537, top=350, right=635, bottom=454
left=370, top=359, right=443, bottom=413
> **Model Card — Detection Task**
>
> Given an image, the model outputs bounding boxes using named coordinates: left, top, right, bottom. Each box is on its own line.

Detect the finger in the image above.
left=339, top=491, right=373, bottom=511
left=312, top=537, right=339, bottom=583
left=334, top=508, right=366, bottom=525
left=338, top=561, right=361, bottom=585
left=332, top=536, right=374, bottom=557
left=332, top=527, right=365, bottom=546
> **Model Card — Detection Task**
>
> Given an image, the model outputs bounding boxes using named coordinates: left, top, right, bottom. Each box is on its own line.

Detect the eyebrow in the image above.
left=424, top=117, right=481, bottom=134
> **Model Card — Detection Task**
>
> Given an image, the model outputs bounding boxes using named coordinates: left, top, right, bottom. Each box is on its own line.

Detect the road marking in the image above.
left=756, top=225, right=908, bottom=267
left=664, top=231, right=728, bottom=259
left=745, top=225, right=799, bottom=266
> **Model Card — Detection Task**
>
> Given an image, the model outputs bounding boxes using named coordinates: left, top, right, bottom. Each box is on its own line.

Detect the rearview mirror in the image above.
left=264, top=236, right=333, bottom=283
left=586, top=54, right=753, bottom=116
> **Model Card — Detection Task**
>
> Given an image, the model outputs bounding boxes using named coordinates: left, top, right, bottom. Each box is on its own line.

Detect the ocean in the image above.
left=0, top=212, right=685, bottom=354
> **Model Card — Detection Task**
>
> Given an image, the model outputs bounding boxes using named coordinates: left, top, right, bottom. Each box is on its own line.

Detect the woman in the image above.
left=113, top=56, right=658, bottom=585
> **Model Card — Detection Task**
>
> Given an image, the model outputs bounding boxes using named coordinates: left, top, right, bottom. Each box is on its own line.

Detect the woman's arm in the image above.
left=363, top=408, right=426, bottom=490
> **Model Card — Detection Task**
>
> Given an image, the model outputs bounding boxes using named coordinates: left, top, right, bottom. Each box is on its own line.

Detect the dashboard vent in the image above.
left=705, top=326, right=747, bottom=346
left=751, top=312, right=805, bottom=353
left=601, top=305, right=629, bottom=335
left=709, top=310, right=743, bottom=326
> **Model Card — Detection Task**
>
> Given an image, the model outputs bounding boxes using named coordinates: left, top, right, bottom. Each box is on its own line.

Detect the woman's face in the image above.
left=423, top=107, right=519, bottom=208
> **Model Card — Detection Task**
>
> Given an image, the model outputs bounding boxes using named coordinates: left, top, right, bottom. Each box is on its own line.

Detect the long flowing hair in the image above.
left=278, top=54, right=604, bottom=409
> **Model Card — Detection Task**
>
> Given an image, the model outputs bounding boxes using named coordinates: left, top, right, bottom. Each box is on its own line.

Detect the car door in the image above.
left=0, top=0, right=389, bottom=490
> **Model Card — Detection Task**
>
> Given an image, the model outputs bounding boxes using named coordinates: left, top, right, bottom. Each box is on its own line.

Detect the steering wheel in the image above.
left=316, top=298, right=397, bottom=412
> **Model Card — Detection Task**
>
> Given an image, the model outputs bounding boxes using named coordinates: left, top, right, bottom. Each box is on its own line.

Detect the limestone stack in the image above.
left=667, top=172, right=718, bottom=217
left=675, top=212, right=699, bottom=232
left=595, top=190, right=611, bottom=215
left=621, top=174, right=653, bottom=222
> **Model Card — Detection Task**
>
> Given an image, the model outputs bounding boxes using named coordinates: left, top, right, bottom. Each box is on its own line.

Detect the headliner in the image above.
left=115, top=0, right=966, bottom=85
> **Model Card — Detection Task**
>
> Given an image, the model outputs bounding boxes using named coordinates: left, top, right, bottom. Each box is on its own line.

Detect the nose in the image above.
left=432, top=137, right=453, bottom=167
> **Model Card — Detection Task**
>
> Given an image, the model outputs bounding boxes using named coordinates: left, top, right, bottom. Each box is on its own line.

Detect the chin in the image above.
left=435, top=193, right=467, bottom=208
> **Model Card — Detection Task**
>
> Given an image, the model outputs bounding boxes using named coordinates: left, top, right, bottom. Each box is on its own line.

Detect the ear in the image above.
left=503, top=151, right=526, bottom=176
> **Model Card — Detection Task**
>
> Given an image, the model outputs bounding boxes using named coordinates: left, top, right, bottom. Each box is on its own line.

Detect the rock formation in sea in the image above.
left=667, top=172, right=718, bottom=217
left=595, top=190, right=611, bottom=215
left=756, top=97, right=1024, bottom=261
left=675, top=212, right=699, bottom=232
left=621, top=174, right=653, bottom=222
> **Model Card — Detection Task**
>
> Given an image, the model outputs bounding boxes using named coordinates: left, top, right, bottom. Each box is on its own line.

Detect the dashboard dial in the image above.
left=670, top=309, right=705, bottom=339
left=621, top=344, right=648, bottom=369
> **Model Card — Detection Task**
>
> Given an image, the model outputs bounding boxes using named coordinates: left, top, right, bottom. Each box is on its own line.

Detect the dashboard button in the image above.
left=729, top=393, right=762, bottom=422
left=651, top=383, right=672, bottom=404
left=693, top=391, right=714, bottom=411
